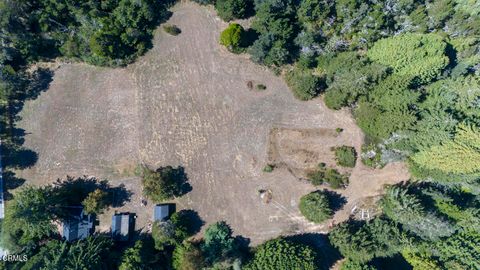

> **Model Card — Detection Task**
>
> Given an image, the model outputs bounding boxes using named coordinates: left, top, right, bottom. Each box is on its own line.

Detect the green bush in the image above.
left=263, top=164, right=274, bottom=172
left=285, top=68, right=325, bottom=100
left=163, top=24, right=181, bottom=36
left=307, top=163, right=348, bottom=189
left=299, top=190, right=333, bottom=223
left=361, top=144, right=384, bottom=168
left=334, top=146, right=357, bottom=168
left=256, top=84, right=267, bottom=90
left=244, top=238, right=318, bottom=270
left=220, top=23, right=246, bottom=53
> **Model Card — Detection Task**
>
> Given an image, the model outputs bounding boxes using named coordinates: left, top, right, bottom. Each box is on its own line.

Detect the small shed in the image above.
left=153, top=204, right=171, bottom=221
left=60, top=206, right=93, bottom=242
left=111, top=213, right=133, bottom=241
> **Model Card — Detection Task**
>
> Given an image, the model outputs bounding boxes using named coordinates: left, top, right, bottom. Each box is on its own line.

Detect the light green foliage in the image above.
left=173, top=242, right=206, bottom=270
left=220, top=23, right=246, bottom=53
left=201, top=221, right=236, bottom=265
left=367, top=33, right=448, bottom=84
left=299, top=190, right=333, bottom=223
left=215, top=0, right=251, bottom=21
left=82, top=189, right=108, bottom=214
left=285, top=67, right=324, bottom=100
left=401, top=248, right=442, bottom=270
left=244, top=238, right=318, bottom=270
left=334, top=146, right=357, bottom=168
left=413, top=124, right=480, bottom=175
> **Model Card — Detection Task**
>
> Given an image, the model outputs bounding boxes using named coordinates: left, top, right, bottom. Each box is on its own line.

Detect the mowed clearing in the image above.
left=16, top=3, right=409, bottom=244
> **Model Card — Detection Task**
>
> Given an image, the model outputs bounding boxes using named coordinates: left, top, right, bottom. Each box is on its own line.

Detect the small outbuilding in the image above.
left=59, top=206, right=94, bottom=242
left=111, top=213, right=134, bottom=241
left=153, top=204, right=172, bottom=222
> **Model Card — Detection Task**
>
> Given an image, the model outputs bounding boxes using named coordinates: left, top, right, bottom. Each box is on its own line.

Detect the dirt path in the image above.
left=16, top=2, right=409, bottom=244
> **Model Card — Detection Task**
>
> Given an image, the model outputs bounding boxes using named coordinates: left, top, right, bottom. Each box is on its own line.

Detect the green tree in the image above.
left=152, top=221, right=177, bottom=250
left=215, top=0, right=251, bottom=21
left=82, top=189, right=108, bottom=214
left=220, top=23, right=246, bottom=53
left=285, top=67, right=324, bottom=100
left=299, top=190, right=333, bottom=223
left=141, top=166, right=188, bottom=202
left=412, top=124, right=480, bottom=175
left=119, top=240, right=155, bottom=270
left=244, top=238, right=318, bottom=270
left=201, top=221, right=236, bottom=264
left=367, top=33, right=449, bottom=84
left=173, top=241, right=206, bottom=270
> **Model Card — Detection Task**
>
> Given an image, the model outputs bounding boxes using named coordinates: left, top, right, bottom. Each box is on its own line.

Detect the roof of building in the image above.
left=60, top=206, right=93, bottom=242
left=154, top=204, right=170, bottom=221
left=111, top=214, right=132, bottom=241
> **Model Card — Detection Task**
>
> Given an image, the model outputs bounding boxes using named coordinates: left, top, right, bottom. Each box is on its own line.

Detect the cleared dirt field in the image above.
left=16, top=3, right=409, bottom=244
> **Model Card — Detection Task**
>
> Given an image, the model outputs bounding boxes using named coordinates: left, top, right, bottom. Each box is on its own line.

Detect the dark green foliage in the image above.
left=285, top=67, right=325, bottom=100
left=307, top=163, right=348, bottom=189
left=173, top=241, right=206, bottom=270
left=141, top=166, right=189, bottom=202
left=299, top=190, right=333, bottom=223
left=0, top=0, right=172, bottom=67
left=256, top=84, right=267, bottom=90
left=201, top=221, right=237, bottom=265
left=22, top=237, right=113, bottom=270
left=215, top=0, right=252, bottom=21
left=248, top=0, right=298, bottom=66
left=244, top=238, right=318, bottom=270
left=329, top=218, right=404, bottom=264
left=341, top=259, right=376, bottom=270
left=152, top=220, right=177, bottom=250
left=334, top=146, right=357, bottom=168
left=220, top=23, right=246, bottom=53
left=119, top=240, right=157, bottom=270
left=380, top=186, right=455, bottom=240
left=163, top=24, right=181, bottom=36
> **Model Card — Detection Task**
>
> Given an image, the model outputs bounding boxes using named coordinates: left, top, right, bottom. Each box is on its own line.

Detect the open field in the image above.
left=16, top=3, right=409, bottom=244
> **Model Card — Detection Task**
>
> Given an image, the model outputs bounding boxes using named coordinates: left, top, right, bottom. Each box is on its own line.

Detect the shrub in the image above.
left=191, top=0, right=214, bottom=5
left=263, top=164, right=274, bottom=172
left=256, top=84, right=267, bottom=90
left=82, top=189, right=108, bottom=214
left=334, top=146, right=357, bottom=168
left=244, top=238, right=318, bottom=270
left=307, top=163, right=348, bottom=189
left=324, top=89, right=349, bottom=110
left=220, top=23, right=246, bottom=53
left=163, top=24, right=181, bottom=36
left=361, top=144, right=384, bottom=168
left=299, top=190, right=333, bottom=223
left=285, top=68, right=325, bottom=100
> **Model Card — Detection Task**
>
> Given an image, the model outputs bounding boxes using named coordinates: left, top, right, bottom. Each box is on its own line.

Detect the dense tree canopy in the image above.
left=244, top=238, right=319, bottom=270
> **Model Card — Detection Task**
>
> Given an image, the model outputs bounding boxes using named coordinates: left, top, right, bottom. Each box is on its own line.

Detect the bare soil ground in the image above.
left=16, top=2, right=409, bottom=244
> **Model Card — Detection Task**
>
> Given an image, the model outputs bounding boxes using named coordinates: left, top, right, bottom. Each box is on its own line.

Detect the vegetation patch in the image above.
left=307, top=163, right=349, bottom=189
left=299, top=190, right=333, bottom=223
left=163, top=24, right=182, bottom=36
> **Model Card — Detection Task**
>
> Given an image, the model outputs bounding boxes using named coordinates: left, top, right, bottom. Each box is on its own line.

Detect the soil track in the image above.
left=16, top=3, right=409, bottom=244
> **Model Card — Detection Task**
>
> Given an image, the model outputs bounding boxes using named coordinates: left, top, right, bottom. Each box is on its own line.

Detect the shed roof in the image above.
left=154, top=204, right=170, bottom=221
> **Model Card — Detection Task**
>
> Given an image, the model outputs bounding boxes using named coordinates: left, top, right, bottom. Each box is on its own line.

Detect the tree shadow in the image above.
left=1, top=143, right=38, bottom=169
left=284, top=233, right=342, bottom=270
left=242, top=28, right=259, bottom=47
left=53, top=176, right=132, bottom=208
left=322, top=189, right=347, bottom=212
left=2, top=170, right=26, bottom=201
left=155, top=166, right=192, bottom=197
left=176, top=209, right=204, bottom=235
